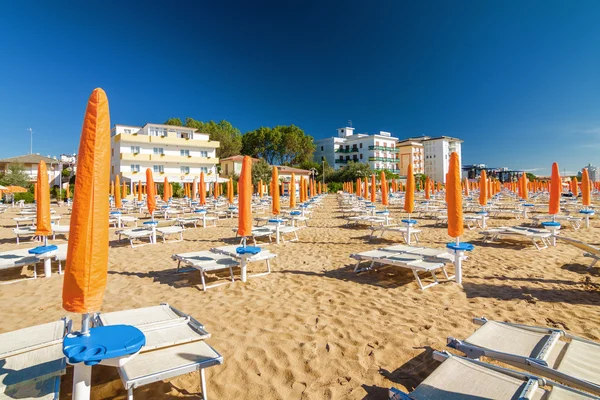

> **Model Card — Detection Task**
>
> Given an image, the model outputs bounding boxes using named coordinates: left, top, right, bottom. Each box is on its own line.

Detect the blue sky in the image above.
left=1, top=1, right=599, bottom=175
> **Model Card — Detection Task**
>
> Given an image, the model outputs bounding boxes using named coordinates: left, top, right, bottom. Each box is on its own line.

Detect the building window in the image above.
left=321, top=146, right=324, bottom=151
left=360, top=154, right=363, bottom=159
left=153, top=147, right=164, bottom=155
left=130, top=146, right=140, bottom=154
left=111, top=148, right=114, bottom=156
left=181, top=166, right=190, bottom=174
left=200, top=167, right=208, bottom=173
left=150, top=127, right=167, bottom=137
left=180, top=149, right=190, bottom=157
left=200, top=151, right=208, bottom=157
left=130, top=164, right=140, bottom=173
left=111, top=166, right=114, bottom=174
left=153, top=165, right=164, bottom=173
left=360, top=143, right=363, bottom=148
left=124, top=129, right=131, bottom=134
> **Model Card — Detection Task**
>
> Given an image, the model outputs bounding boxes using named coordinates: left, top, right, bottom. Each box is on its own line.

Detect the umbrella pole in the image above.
left=72, top=313, right=92, bottom=400
left=240, top=236, right=248, bottom=282
left=454, top=237, right=462, bottom=285
left=406, top=213, right=411, bottom=245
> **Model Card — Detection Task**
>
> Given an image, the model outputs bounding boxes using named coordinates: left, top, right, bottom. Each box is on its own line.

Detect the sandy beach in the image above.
left=1, top=195, right=599, bottom=399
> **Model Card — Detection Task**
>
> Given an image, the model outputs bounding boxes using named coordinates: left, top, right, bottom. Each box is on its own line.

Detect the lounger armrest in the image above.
left=446, top=337, right=486, bottom=359
left=472, top=317, right=488, bottom=326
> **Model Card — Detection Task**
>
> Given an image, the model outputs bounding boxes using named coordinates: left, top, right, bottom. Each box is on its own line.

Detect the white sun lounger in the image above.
left=389, top=351, right=598, bottom=399
left=448, top=317, right=600, bottom=396
left=13, top=226, right=37, bottom=244
left=0, top=318, right=70, bottom=399
left=532, top=214, right=583, bottom=230
left=350, top=245, right=455, bottom=290
left=556, top=236, right=600, bottom=269
left=172, top=251, right=239, bottom=290
left=156, top=226, right=184, bottom=243
left=94, top=304, right=223, bottom=400
left=210, top=245, right=276, bottom=278
left=116, top=228, right=154, bottom=248
left=0, top=244, right=68, bottom=282
left=368, top=225, right=421, bottom=243
left=480, top=226, right=552, bottom=250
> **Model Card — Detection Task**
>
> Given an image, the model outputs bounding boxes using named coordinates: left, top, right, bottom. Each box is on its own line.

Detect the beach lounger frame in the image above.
left=172, top=251, right=238, bottom=291
left=480, top=227, right=551, bottom=250
left=389, top=350, right=599, bottom=400
left=116, top=228, right=154, bottom=248
left=448, top=317, right=600, bottom=396
left=368, top=225, right=421, bottom=244
left=556, top=236, right=600, bottom=269
left=94, top=304, right=223, bottom=400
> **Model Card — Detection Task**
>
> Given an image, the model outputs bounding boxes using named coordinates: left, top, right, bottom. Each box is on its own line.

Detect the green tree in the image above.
left=0, top=163, right=30, bottom=187
left=327, top=162, right=373, bottom=183
left=251, top=158, right=272, bottom=185
left=164, top=118, right=183, bottom=126
left=526, top=173, right=537, bottom=181
left=242, top=125, right=315, bottom=166
left=185, top=118, right=242, bottom=159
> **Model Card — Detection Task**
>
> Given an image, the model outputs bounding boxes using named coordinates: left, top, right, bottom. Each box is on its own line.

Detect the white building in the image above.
left=0, top=154, right=63, bottom=186
left=421, top=136, right=462, bottom=183
left=313, top=127, right=400, bottom=172
left=110, top=123, right=220, bottom=186
left=582, top=163, right=599, bottom=182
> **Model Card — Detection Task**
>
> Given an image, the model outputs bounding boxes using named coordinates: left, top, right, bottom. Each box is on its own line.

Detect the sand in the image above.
left=0, top=195, right=599, bottom=399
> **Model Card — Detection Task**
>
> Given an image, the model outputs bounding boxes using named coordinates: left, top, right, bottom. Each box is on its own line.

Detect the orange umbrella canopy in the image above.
left=35, top=161, right=52, bottom=237
left=259, top=179, right=263, bottom=198
left=192, top=177, right=197, bottom=200
left=65, top=183, right=71, bottom=199
left=549, top=162, right=561, bottom=215
left=272, top=166, right=280, bottom=215
left=163, top=177, right=169, bottom=202
left=62, top=88, right=111, bottom=313
left=6, top=185, right=27, bottom=193
left=199, top=172, right=206, bottom=205
left=464, top=177, right=469, bottom=196
left=478, top=170, right=487, bottom=207
left=137, top=180, right=142, bottom=201
left=115, top=174, right=122, bottom=208
left=404, top=164, right=415, bottom=214
left=425, top=176, right=430, bottom=200
left=381, top=171, right=389, bottom=206
left=581, top=168, right=591, bottom=207
left=238, top=156, right=253, bottom=237
left=370, top=174, right=376, bottom=203
left=290, top=173, right=296, bottom=208
left=122, top=181, right=127, bottom=199
left=228, top=177, right=234, bottom=204
left=447, top=152, right=464, bottom=238
left=146, top=169, right=156, bottom=216
left=110, top=181, right=114, bottom=197
left=571, top=177, right=579, bottom=197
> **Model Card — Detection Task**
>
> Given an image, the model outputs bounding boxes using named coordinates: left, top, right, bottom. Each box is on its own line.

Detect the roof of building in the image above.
left=142, top=123, right=198, bottom=131
left=220, top=155, right=261, bottom=162
left=276, top=165, right=311, bottom=174
left=423, top=136, right=463, bottom=142
left=0, top=154, right=57, bottom=164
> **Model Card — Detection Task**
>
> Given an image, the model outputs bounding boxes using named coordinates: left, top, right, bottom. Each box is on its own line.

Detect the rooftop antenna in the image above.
left=27, top=128, right=33, bottom=154
left=348, top=120, right=352, bottom=128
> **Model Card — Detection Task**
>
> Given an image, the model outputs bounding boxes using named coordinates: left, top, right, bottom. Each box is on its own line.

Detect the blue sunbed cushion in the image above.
left=63, top=325, right=145, bottom=366
left=401, top=219, right=417, bottom=225
left=143, top=221, right=158, bottom=225
left=290, top=211, right=301, bottom=216
left=110, top=211, right=121, bottom=215
left=541, top=221, right=561, bottom=227
left=476, top=211, right=488, bottom=215
left=194, top=209, right=207, bottom=213
left=269, top=219, right=284, bottom=223
left=579, top=210, right=595, bottom=215
left=236, top=246, right=261, bottom=255
left=28, top=245, right=58, bottom=255
left=446, top=242, right=474, bottom=252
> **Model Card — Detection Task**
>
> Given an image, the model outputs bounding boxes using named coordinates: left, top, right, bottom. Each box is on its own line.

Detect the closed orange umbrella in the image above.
left=478, top=170, right=487, bottom=208
left=425, top=176, right=430, bottom=200
left=146, top=169, right=156, bottom=218
left=272, top=166, right=280, bottom=215
left=122, top=181, right=127, bottom=199
left=115, top=175, right=122, bottom=208
left=290, top=173, right=296, bottom=208
left=63, top=87, right=110, bottom=315
left=522, top=174, right=528, bottom=201
left=572, top=177, right=578, bottom=197
left=464, top=177, right=469, bottom=196
left=582, top=169, right=591, bottom=207
left=192, top=177, right=197, bottom=200
left=447, top=153, right=463, bottom=239
left=549, top=162, right=560, bottom=216
left=238, top=156, right=253, bottom=238
left=163, top=177, right=169, bottom=202
left=35, top=161, right=52, bottom=238
left=228, top=177, right=234, bottom=204
left=381, top=171, right=388, bottom=206
left=65, top=183, right=71, bottom=199
left=199, top=172, right=206, bottom=205
left=404, top=164, right=414, bottom=214
left=363, top=176, right=368, bottom=198
left=34, top=182, right=38, bottom=203
left=137, top=180, right=142, bottom=202
left=110, top=181, right=114, bottom=197
left=370, top=174, right=376, bottom=203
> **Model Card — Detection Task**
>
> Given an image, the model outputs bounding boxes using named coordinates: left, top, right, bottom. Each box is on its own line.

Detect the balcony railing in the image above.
left=368, top=157, right=398, bottom=162
left=368, top=146, right=399, bottom=152
left=335, top=159, right=349, bottom=164
left=335, top=147, right=359, bottom=153
left=374, top=168, right=400, bottom=173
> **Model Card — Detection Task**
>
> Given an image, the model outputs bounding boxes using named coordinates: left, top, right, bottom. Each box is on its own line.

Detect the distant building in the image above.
left=313, top=127, right=400, bottom=173
left=582, top=163, right=598, bottom=182
left=401, top=136, right=463, bottom=183
left=110, top=123, right=220, bottom=186
left=396, top=139, right=424, bottom=175
left=220, top=155, right=260, bottom=177
left=462, top=164, right=523, bottom=183
left=0, top=154, right=63, bottom=185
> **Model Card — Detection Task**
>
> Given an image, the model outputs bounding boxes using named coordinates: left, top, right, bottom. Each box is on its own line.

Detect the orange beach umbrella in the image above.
left=404, top=164, right=414, bottom=214
left=381, top=171, right=388, bottom=206
left=582, top=169, right=591, bottom=207
left=62, top=87, right=111, bottom=314
left=228, top=177, right=234, bottom=204
left=35, top=161, right=52, bottom=237
left=163, top=177, right=169, bottom=202
left=290, top=173, right=296, bottom=208
left=478, top=170, right=487, bottom=207
left=272, top=166, right=280, bottom=215
left=137, top=180, right=142, bottom=202
left=549, top=162, right=560, bottom=216
left=65, top=183, right=71, bottom=199
left=199, top=172, right=206, bottom=205
left=115, top=175, right=122, bottom=209
left=237, top=156, right=253, bottom=238
left=146, top=169, right=156, bottom=218
left=370, top=174, right=376, bottom=203
left=447, top=152, right=463, bottom=239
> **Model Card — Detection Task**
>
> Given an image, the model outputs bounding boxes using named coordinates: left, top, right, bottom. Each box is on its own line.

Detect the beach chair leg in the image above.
left=127, top=387, right=134, bottom=400
left=200, top=368, right=208, bottom=400
left=412, top=270, right=425, bottom=290
left=201, top=271, right=207, bottom=291
left=441, top=266, right=455, bottom=281
left=229, top=267, right=235, bottom=282
left=414, top=233, right=420, bottom=244
left=266, top=259, right=271, bottom=274
left=589, top=258, right=599, bottom=270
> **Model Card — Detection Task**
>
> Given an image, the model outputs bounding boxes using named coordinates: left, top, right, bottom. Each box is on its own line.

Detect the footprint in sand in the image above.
left=291, top=382, right=307, bottom=398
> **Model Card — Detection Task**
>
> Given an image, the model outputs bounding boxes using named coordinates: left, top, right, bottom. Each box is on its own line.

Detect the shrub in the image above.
left=14, top=192, right=35, bottom=203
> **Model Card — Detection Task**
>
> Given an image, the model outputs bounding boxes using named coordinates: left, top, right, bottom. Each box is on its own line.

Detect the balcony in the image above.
left=150, top=135, right=219, bottom=148
left=120, top=153, right=151, bottom=162
left=374, top=168, right=400, bottom=173
left=335, top=147, right=359, bottom=153
left=335, top=159, right=349, bottom=164
left=114, top=133, right=151, bottom=144
left=149, top=154, right=219, bottom=164
left=368, top=157, right=398, bottom=162
left=368, top=146, right=399, bottom=153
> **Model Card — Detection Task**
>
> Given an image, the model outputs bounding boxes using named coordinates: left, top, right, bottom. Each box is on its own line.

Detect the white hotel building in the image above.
left=405, top=136, right=463, bottom=183
left=313, top=127, right=401, bottom=172
left=110, top=123, right=220, bottom=185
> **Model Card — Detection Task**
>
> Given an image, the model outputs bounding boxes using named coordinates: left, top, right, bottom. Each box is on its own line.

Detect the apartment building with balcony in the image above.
left=403, top=136, right=463, bottom=183
left=0, top=154, right=64, bottom=186
left=110, top=123, right=220, bottom=186
left=313, top=127, right=400, bottom=173
left=396, top=140, right=424, bottom=176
